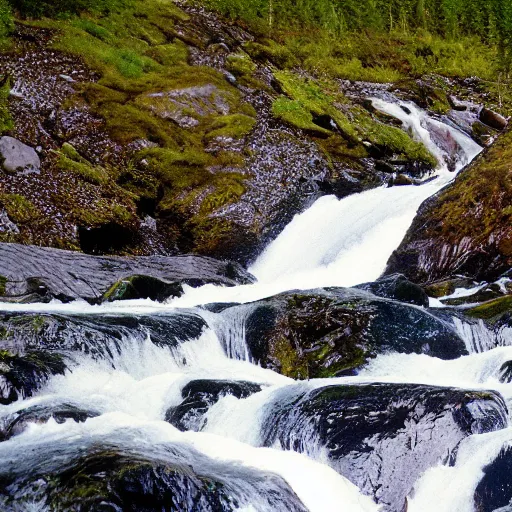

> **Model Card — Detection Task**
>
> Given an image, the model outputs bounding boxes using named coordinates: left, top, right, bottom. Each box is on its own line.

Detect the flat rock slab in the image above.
left=0, top=137, right=40, bottom=174
left=0, top=242, right=254, bottom=304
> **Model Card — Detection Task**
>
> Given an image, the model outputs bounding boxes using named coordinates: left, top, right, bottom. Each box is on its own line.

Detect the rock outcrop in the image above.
left=165, top=379, right=262, bottom=431
left=259, top=383, right=507, bottom=511
left=386, top=128, right=512, bottom=284
left=219, top=287, right=467, bottom=379
left=0, top=242, right=254, bottom=303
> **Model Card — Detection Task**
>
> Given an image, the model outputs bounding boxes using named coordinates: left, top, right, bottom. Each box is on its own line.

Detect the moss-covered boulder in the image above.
left=386, top=128, right=512, bottom=284
left=220, top=287, right=466, bottom=379
left=0, top=440, right=308, bottom=511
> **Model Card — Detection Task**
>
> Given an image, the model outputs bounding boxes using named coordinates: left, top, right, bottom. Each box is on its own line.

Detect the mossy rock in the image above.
left=0, top=193, right=40, bottom=224
left=102, top=275, right=184, bottom=302
left=386, top=127, right=512, bottom=283
left=466, top=295, right=512, bottom=323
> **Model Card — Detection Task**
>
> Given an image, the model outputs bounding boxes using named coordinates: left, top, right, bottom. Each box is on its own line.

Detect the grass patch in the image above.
left=0, top=194, right=40, bottom=223
left=272, top=70, right=436, bottom=165
left=0, top=78, right=12, bottom=134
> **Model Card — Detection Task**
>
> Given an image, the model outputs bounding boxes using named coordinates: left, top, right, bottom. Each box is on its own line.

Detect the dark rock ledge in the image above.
left=0, top=242, right=254, bottom=304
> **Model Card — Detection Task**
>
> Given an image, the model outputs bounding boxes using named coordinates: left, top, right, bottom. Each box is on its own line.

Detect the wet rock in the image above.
left=0, top=402, right=100, bottom=441
left=0, top=311, right=208, bottom=359
left=355, top=273, right=429, bottom=307
left=480, top=107, right=508, bottom=130
left=223, top=287, right=466, bottom=379
left=0, top=441, right=308, bottom=512
left=424, top=277, right=476, bottom=298
left=389, top=173, right=415, bottom=186
left=474, top=446, right=512, bottom=512
left=0, top=350, right=66, bottom=405
left=0, top=136, right=40, bottom=174
left=441, top=283, right=504, bottom=306
left=465, top=295, right=512, bottom=324
left=102, top=275, right=185, bottom=302
left=385, top=128, right=512, bottom=284
left=165, top=379, right=262, bottom=431
left=472, top=120, right=497, bottom=146
left=448, top=95, right=469, bottom=111
left=0, top=242, right=254, bottom=304
left=260, top=383, right=507, bottom=511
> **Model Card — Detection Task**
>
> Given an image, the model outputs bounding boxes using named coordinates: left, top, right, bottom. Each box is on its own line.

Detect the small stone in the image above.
left=59, top=74, right=75, bottom=83
left=0, top=137, right=41, bottom=174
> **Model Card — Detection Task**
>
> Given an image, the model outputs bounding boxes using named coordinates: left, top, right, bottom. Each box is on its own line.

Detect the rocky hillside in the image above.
left=0, top=0, right=509, bottom=266
left=386, top=127, right=512, bottom=284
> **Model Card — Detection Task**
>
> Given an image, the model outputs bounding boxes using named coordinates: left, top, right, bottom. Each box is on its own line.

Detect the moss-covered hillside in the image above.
left=387, top=127, right=512, bottom=283
left=0, top=0, right=509, bottom=264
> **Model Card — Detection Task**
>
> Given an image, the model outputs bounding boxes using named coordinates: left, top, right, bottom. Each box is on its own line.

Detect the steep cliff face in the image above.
left=386, top=128, right=512, bottom=284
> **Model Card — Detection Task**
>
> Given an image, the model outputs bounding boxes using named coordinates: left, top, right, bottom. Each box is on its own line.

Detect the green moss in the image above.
left=466, top=295, right=512, bottom=322
left=355, top=111, right=438, bottom=166
left=0, top=194, right=40, bottom=223
left=226, top=52, right=257, bottom=77
left=201, top=173, right=246, bottom=213
left=425, top=128, right=512, bottom=251
left=73, top=198, right=135, bottom=227
left=0, top=275, right=6, bottom=295
left=273, top=335, right=309, bottom=379
left=57, top=151, right=108, bottom=185
left=147, top=41, right=188, bottom=66
left=0, top=77, right=13, bottom=134
left=272, top=97, right=330, bottom=135
left=243, top=40, right=297, bottom=68
left=205, top=114, right=256, bottom=141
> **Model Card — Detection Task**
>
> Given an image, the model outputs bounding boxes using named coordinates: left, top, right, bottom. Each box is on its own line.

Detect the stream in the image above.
left=0, top=98, right=510, bottom=512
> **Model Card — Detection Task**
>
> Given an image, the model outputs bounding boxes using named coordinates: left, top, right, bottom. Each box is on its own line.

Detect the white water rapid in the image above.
left=1, top=98, right=510, bottom=512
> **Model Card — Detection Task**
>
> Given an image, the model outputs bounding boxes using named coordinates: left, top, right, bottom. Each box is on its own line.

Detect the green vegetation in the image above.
left=10, top=0, right=127, bottom=17
left=430, top=127, right=512, bottom=253
left=205, top=0, right=512, bottom=58
left=0, top=78, right=12, bottom=134
left=0, top=194, right=40, bottom=223
left=467, top=295, right=512, bottom=322
left=0, top=0, right=12, bottom=48
left=272, top=70, right=437, bottom=166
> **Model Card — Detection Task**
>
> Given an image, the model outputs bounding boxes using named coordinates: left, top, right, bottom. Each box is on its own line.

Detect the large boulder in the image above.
left=221, top=288, right=467, bottom=379
left=386, top=128, right=512, bottom=284
left=0, top=136, right=40, bottom=174
left=0, top=437, right=308, bottom=512
left=0, top=242, right=254, bottom=304
left=0, top=311, right=207, bottom=359
left=259, top=383, right=507, bottom=511
left=165, top=379, right=262, bottom=432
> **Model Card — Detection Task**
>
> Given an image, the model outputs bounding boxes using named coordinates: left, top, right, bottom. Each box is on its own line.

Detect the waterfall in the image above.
left=454, top=317, right=512, bottom=353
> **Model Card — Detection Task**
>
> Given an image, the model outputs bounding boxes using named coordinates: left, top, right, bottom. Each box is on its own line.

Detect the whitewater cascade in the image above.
left=1, top=98, right=510, bottom=512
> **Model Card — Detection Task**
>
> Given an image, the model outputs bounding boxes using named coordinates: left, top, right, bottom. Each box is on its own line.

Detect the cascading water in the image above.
left=1, top=98, right=510, bottom=512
